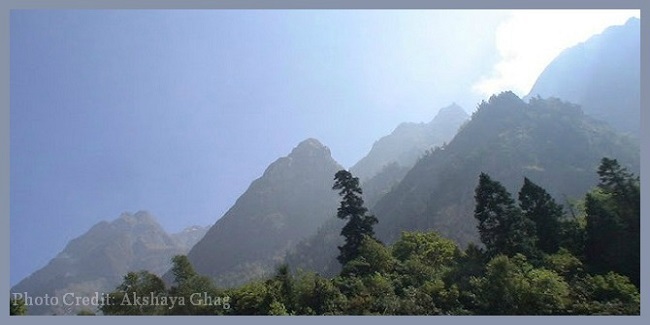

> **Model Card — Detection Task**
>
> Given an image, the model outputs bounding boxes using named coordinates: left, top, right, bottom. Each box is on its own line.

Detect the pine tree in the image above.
left=273, top=264, right=295, bottom=312
left=474, top=173, right=536, bottom=258
left=168, top=255, right=220, bottom=315
left=171, top=255, right=197, bottom=285
left=333, top=170, right=378, bottom=267
left=585, top=158, right=639, bottom=286
left=518, top=177, right=562, bottom=254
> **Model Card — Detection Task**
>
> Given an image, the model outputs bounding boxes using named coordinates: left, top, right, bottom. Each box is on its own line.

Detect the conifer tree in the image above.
left=585, top=158, right=639, bottom=286
left=518, top=177, right=562, bottom=254
left=474, top=173, right=536, bottom=258
left=333, top=170, right=378, bottom=267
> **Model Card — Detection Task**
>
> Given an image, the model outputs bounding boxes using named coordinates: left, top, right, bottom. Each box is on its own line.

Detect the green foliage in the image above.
left=569, top=272, right=640, bottom=315
left=519, top=177, right=563, bottom=254
left=391, top=231, right=459, bottom=297
left=169, top=274, right=220, bottom=315
left=100, top=271, right=168, bottom=315
left=474, top=173, right=537, bottom=258
left=76, top=309, right=96, bottom=315
left=10, top=297, right=26, bottom=316
left=341, top=236, right=394, bottom=277
left=272, top=264, right=294, bottom=311
left=585, top=158, right=639, bottom=286
left=99, top=256, right=228, bottom=316
left=171, top=255, right=197, bottom=285
left=267, top=300, right=289, bottom=315
left=226, top=280, right=270, bottom=315
left=392, top=231, right=458, bottom=267
left=167, top=255, right=223, bottom=315
left=293, top=272, right=346, bottom=315
left=557, top=215, right=586, bottom=258
left=446, top=243, right=486, bottom=311
left=100, top=156, right=639, bottom=316
left=471, top=254, right=570, bottom=315
left=543, top=248, right=584, bottom=280
left=333, top=170, right=378, bottom=267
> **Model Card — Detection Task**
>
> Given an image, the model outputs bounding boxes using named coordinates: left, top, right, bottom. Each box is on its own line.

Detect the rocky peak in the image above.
left=431, top=103, right=468, bottom=124
left=289, top=138, right=331, bottom=159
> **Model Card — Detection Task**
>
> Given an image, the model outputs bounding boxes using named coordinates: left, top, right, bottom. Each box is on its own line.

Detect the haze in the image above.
left=10, top=9, right=638, bottom=286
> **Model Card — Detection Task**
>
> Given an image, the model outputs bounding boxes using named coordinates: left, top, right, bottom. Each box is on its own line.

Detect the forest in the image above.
left=12, top=156, right=637, bottom=316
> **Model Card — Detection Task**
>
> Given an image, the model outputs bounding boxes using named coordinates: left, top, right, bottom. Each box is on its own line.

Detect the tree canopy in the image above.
left=99, top=161, right=639, bottom=315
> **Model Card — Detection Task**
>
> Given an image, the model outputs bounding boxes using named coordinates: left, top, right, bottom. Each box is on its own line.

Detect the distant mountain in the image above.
left=11, top=211, right=207, bottom=315
left=285, top=217, right=345, bottom=278
left=373, top=92, right=639, bottom=246
left=350, top=103, right=469, bottom=182
left=172, top=225, right=209, bottom=249
left=361, top=162, right=411, bottom=209
left=287, top=105, right=468, bottom=276
left=185, top=138, right=343, bottom=287
left=527, top=17, right=639, bottom=135
left=288, top=92, right=639, bottom=278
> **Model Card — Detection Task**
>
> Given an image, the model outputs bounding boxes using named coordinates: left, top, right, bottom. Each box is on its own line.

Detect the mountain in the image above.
left=350, top=103, right=469, bottom=182
left=526, top=17, right=639, bottom=136
left=286, top=105, right=469, bottom=276
left=172, top=225, right=209, bottom=249
left=285, top=217, right=345, bottom=278
left=185, top=138, right=343, bottom=287
left=10, top=211, right=207, bottom=315
left=373, top=92, right=639, bottom=246
left=288, top=93, right=638, bottom=278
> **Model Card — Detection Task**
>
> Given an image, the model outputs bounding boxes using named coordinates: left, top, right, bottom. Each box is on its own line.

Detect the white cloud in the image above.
left=473, top=10, right=640, bottom=99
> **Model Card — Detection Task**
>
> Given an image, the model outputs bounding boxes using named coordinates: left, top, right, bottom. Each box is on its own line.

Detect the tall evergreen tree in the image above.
left=585, top=158, right=639, bottom=286
left=474, top=173, right=536, bottom=258
left=168, top=255, right=221, bottom=315
left=333, top=170, right=378, bottom=266
left=171, top=255, right=197, bottom=285
left=273, top=264, right=295, bottom=312
left=518, top=177, right=562, bottom=254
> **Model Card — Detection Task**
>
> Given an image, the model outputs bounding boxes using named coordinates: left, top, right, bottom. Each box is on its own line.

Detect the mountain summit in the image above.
left=351, top=103, right=469, bottom=182
left=527, top=17, right=639, bottom=135
left=185, top=138, right=343, bottom=287
left=11, top=211, right=206, bottom=315
left=373, top=92, right=639, bottom=246
left=289, top=138, right=331, bottom=158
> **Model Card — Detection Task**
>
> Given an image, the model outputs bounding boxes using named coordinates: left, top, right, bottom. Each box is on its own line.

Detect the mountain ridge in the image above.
left=351, top=103, right=469, bottom=183
left=11, top=211, right=207, bottom=315
left=373, top=92, right=639, bottom=246
left=184, top=138, right=344, bottom=287
left=526, top=17, right=639, bottom=135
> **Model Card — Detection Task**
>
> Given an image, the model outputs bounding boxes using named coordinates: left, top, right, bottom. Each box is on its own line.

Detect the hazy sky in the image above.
left=10, top=10, right=639, bottom=286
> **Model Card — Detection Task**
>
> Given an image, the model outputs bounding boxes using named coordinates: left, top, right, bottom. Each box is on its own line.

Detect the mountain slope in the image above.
left=373, top=92, right=639, bottom=246
left=527, top=17, right=640, bottom=135
left=287, top=105, right=468, bottom=276
left=350, top=103, right=469, bottom=182
left=11, top=211, right=206, bottom=315
left=185, top=138, right=343, bottom=287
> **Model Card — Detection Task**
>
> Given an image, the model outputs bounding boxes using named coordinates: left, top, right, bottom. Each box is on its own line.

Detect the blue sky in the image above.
left=9, top=10, right=638, bottom=286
